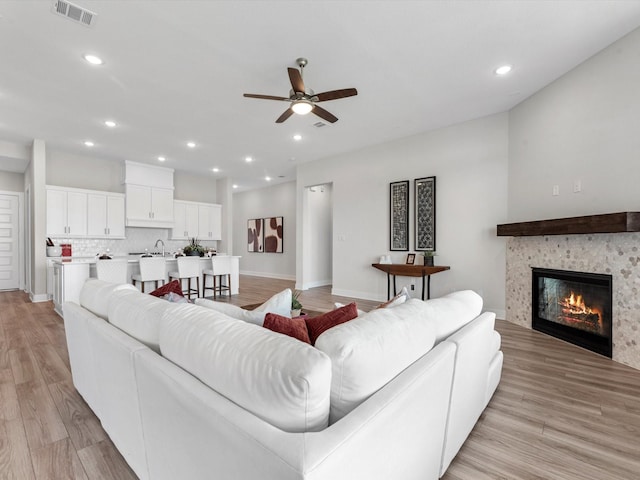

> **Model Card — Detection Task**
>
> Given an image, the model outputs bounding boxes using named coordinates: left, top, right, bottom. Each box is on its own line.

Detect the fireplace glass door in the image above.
left=532, top=268, right=612, bottom=357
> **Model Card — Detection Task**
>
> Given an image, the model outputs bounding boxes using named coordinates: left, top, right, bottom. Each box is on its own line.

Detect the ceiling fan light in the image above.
left=291, top=100, right=313, bottom=115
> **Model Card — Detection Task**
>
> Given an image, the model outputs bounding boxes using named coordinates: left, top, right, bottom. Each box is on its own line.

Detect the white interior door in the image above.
left=0, top=194, right=20, bottom=290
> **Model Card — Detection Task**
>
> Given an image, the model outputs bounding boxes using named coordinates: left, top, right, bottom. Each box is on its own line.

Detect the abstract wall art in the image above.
left=247, top=218, right=264, bottom=252
left=390, top=180, right=409, bottom=251
left=264, top=216, right=284, bottom=253
left=415, top=176, right=436, bottom=251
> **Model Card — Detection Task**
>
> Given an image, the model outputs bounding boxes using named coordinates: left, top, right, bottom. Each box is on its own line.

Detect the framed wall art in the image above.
left=415, top=176, right=436, bottom=251
left=389, top=180, right=409, bottom=251
left=247, top=218, right=264, bottom=252
left=264, top=216, right=284, bottom=253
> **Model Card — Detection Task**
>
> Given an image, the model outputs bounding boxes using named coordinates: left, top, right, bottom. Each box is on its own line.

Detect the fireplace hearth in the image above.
left=532, top=268, right=612, bottom=357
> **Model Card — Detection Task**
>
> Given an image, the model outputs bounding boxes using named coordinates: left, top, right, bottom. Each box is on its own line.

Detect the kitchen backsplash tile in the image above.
left=49, top=228, right=218, bottom=257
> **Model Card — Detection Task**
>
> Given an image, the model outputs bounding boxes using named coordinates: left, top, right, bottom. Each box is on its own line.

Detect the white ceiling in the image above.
left=1, top=1, right=640, bottom=190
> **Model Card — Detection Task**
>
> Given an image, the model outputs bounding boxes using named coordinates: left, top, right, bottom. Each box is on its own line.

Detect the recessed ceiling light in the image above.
left=232, top=184, right=238, bottom=189
left=84, top=140, right=94, bottom=147
left=265, top=176, right=272, bottom=182
left=157, top=156, right=166, bottom=162
left=83, top=54, right=104, bottom=65
left=211, top=167, right=219, bottom=173
left=187, top=141, right=196, bottom=148
left=495, top=65, right=512, bottom=76
left=104, top=120, right=116, bottom=128
left=245, top=156, right=253, bottom=163
left=293, top=134, right=302, bottom=141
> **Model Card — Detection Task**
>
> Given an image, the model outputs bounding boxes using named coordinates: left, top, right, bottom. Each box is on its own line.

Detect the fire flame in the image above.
left=560, top=292, right=602, bottom=319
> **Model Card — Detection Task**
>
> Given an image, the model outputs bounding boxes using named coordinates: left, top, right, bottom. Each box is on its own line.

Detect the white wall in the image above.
left=47, top=149, right=124, bottom=192
left=508, top=27, right=640, bottom=222
left=0, top=171, right=24, bottom=192
left=297, top=113, right=508, bottom=316
left=306, top=183, right=332, bottom=287
left=233, top=181, right=296, bottom=280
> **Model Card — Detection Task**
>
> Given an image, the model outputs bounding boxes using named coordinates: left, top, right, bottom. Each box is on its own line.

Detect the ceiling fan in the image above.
left=243, top=58, right=358, bottom=124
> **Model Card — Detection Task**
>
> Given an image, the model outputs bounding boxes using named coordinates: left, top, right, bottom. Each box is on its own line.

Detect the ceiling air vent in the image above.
left=313, top=121, right=327, bottom=128
left=51, top=0, right=97, bottom=27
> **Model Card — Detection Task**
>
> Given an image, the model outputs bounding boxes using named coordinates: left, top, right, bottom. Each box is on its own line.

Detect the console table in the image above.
left=372, top=263, right=451, bottom=300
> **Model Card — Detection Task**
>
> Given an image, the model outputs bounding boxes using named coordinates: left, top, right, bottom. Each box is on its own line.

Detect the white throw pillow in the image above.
left=159, top=303, right=332, bottom=433
left=316, top=298, right=437, bottom=423
left=194, top=288, right=292, bottom=326
left=194, top=298, right=267, bottom=325
left=252, top=288, right=292, bottom=316
left=79, top=279, right=137, bottom=319
left=107, top=288, right=176, bottom=353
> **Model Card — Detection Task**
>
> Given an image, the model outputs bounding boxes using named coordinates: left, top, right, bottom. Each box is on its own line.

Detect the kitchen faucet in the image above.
left=154, top=239, right=165, bottom=256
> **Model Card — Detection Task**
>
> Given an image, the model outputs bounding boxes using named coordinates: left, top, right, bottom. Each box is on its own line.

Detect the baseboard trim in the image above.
left=299, top=279, right=331, bottom=290
left=239, top=270, right=296, bottom=281
left=30, top=292, right=50, bottom=303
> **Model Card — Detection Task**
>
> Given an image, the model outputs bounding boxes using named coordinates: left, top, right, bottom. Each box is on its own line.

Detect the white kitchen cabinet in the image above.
left=87, top=192, right=125, bottom=238
left=171, top=201, right=221, bottom=241
left=52, top=261, right=90, bottom=316
left=124, top=160, right=175, bottom=228
left=125, top=185, right=174, bottom=228
left=46, top=186, right=88, bottom=237
left=198, top=203, right=222, bottom=240
left=171, top=201, right=199, bottom=240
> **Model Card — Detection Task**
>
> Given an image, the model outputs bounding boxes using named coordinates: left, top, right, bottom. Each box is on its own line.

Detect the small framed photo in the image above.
left=406, top=253, right=416, bottom=265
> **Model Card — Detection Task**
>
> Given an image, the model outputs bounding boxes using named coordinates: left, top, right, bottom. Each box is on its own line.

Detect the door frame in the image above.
left=0, top=190, right=25, bottom=291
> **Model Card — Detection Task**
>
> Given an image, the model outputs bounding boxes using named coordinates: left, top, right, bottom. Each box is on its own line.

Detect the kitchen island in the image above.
left=49, top=255, right=241, bottom=316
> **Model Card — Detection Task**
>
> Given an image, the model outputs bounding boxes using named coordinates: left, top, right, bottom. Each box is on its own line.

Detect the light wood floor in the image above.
left=1, top=276, right=639, bottom=479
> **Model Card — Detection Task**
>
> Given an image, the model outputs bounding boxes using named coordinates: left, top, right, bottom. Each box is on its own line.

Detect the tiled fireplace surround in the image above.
left=506, top=232, right=640, bottom=370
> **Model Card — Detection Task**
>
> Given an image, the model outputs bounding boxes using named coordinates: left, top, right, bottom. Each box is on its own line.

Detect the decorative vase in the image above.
left=425, top=256, right=434, bottom=267
left=291, top=309, right=302, bottom=318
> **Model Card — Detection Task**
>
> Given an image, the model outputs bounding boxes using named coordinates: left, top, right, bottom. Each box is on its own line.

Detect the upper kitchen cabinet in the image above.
left=171, top=201, right=199, bottom=240
left=171, top=201, right=221, bottom=241
left=87, top=192, right=126, bottom=238
left=198, top=203, right=222, bottom=240
left=124, top=161, right=174, bottom=228
left=46, top=186, right=87, bottom=237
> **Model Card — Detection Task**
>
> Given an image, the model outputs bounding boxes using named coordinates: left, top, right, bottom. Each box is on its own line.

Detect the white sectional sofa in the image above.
left=63, top=280, right=503, bottom=480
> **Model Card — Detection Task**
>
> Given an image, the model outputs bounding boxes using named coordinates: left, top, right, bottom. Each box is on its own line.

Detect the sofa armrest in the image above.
left=134, top=341, right=456, bottom=480
left=439, top=311, right=497, bottom=476
left=62, top=302, right=101, bottom=414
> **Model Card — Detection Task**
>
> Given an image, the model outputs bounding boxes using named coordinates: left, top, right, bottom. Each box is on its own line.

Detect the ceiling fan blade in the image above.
left=315, top=88, right=358, bottom=102
left=288, top=67, right=305, bottom=93
left=243, top=93, right=290, bottom=101
left=275, top=108, right=294, bottom=123
left=312, top=105, right=338, bottom=123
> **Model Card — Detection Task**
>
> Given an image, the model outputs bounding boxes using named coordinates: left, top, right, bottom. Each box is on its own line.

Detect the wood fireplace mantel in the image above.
left=497, top=212, right=640, bottom=237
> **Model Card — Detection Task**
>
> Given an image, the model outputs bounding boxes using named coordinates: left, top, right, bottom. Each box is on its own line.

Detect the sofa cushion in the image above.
left=79, top=279, right=137, bottom=319
left=305, top=302, right=359, bottom=345
left=107, top=289, right=175, bottom=353
left=315, top=298, right=437, bottom=423
left=263, top=313, right=311, bottom=344
left=425, top=290, right=483, bottom=342
left=159, top=304, right=331, bottom=433
left=194, top=288, right=292, bottom=326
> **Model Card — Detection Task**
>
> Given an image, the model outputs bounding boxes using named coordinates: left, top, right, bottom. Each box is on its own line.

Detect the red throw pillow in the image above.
left=149, top=280, right=184, bottom=298
left=305, top=302, right=359, bottom=345
left=263, top=313, right=311, bottom=344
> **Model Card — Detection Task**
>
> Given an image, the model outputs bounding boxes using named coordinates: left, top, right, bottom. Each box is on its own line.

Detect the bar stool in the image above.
left=96, top=258, right=129, bottom=284
left=131, top=257, right=166, bottom=293
left=202, top=256, right=232, bottom=299
left=168, top=256, right=201, bottom=299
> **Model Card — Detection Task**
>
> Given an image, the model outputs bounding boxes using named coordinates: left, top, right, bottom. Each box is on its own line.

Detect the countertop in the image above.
left=49, top=255, right=241, bottom=265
